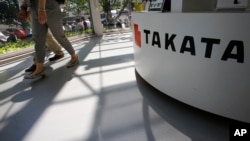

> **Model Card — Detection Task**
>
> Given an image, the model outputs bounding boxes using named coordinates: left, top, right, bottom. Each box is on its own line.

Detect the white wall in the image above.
left=132, top=12, right=250, bottom=123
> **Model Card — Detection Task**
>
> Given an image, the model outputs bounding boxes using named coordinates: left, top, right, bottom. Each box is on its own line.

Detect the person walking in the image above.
left=24, top=29, right=65, bottom=72
left=19, top=0, right=65, bottom=72
left=22, top=0, right=78, bottom=79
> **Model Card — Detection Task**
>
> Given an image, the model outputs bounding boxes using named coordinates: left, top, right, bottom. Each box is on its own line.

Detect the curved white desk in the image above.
left=132, top=12, right=250, bottom=123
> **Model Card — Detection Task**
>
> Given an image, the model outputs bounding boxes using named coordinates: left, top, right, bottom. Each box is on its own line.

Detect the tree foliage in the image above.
left=63, top=0, right=89, bottom=16
left=60, top=0, right=130, bottom=24
left=100, top=0, right=129, bottom=23
left=0, top=0, right=19, bottom=25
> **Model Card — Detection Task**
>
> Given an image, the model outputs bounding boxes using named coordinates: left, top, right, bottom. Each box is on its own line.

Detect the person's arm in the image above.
left=38, top=0, right=47, bottom=24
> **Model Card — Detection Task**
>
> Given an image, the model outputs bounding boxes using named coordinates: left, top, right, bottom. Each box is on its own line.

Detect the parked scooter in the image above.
left=0, top=31, right=17, bottom=46
left=0, top=31, right=8, bottom=46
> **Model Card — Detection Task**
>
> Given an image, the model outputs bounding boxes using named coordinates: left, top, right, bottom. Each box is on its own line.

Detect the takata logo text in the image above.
left=133, top=23, right=245, bottom=63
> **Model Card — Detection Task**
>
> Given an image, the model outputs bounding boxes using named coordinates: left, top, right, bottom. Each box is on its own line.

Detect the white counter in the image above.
left=132, top=12, right=250, bottom=123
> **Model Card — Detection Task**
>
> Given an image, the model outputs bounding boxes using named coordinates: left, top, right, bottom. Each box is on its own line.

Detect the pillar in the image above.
left=89, top=0, right=103, bottom=36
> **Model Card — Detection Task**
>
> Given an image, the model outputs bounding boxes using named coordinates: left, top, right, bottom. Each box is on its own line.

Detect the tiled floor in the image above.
left=0, top=32, right=245, bottom=141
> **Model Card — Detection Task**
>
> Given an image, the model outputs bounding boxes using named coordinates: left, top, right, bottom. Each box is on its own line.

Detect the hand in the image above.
left=18, top=9, right=30, bottom=21
left=38, top=9, right=47, bottom=24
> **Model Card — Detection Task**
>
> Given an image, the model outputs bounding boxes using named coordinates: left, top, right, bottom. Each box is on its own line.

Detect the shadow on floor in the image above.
left=0, top=37, right=102, bottom=141
left=135, top=70, right=249, bottom=141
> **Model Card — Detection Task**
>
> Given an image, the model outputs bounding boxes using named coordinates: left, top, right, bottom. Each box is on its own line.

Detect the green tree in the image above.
left=100, top=0, right=129, bottom=23
left=114, top=0, right=129, bottom=20
left=100, top=0, right=118, bottom=21
left=63, top=0, right=89, bottom=16
left=0, top=0, right=19, bottom=25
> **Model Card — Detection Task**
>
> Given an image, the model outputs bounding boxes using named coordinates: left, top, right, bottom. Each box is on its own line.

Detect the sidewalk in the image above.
left=0, top=28, right=132, bottom=65
left=0, top=34, right=94, bottom=65
left=0, top=32, right=240, bottom=141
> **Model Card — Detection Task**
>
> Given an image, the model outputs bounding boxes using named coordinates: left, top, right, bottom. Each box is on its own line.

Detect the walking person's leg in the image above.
left=24, top=17, right=38, bottom=72
left=25, top=16, right=64, bottom=72
left=46, top=29, right=64, bottom=61
left=46, top=7, right=78, bottom=68
left=24, top=10, right=48, bottom=79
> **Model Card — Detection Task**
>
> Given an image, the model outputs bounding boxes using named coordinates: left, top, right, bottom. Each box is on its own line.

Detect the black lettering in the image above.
left=144, top=30, right=150, bottom=44
left=165, top=33, right=176, bottom=51
left=201, top=38, right=220, bottom=58
left=180, top=36, right=195, bottom=55
left=152, top=32, right=161, bottom=48
left=221, top=41, right=244, bottom=63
